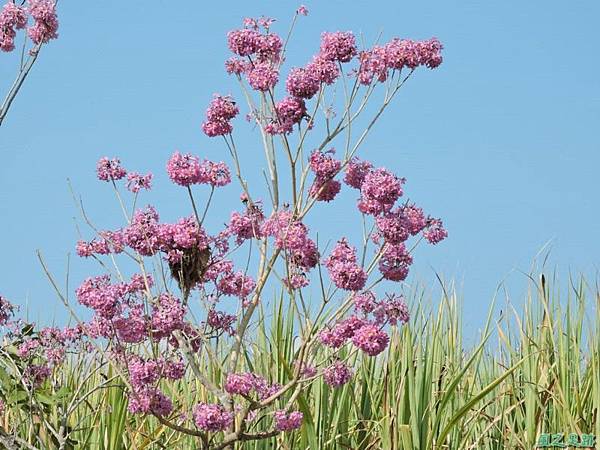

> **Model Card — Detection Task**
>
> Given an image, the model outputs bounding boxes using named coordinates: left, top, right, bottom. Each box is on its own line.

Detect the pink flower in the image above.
left=0, top=3, right=28, bottom=52
left=166, top=152, right=201, bottom=186
left=123, top=206, right=161, bottom=256
left=378, top=243, right=412, bottom=282
left=96, top=157, right=127, bottom=182
left=218, top=271, right=256, bottom=299
left=296, top=5, right=309, bottom=16
left=266, top=96, right=306, bottom=135
left=193, top=403, right=233, bottom=432
left=358, top=168, right=405, bottom=215
left=247, top=63, right=279, bottom=91
left=309, top=149, right=341, bottom=179
left=308, top=55, right=340, bottom=84
left=0, top=295, right=16, bottom=326
left=198, top=160, right=231, bottom=187
left=309, top=178, right=341, bottom=202
left=319, top=31, right=357, bottom=63
left=114, top=305, right=147, bottom=343
left=24, top=364, right=51, bottom=387
left=206, top=309, right=236, bottom=335
left=225, top=372, right=256, bottom=396
left=227, top=28, right=261, bottom=56
left=323, top=361, right=352, bottom=387
left=225, top=57, right=250, bottom=75
left=351, top=324, right=389, bottom=356
left=202, top=94, right=239, bottom=137
left=126, top=172, right=153, bottom=193
left=274, top=410, right=303, bottom=431
left=423, top=218, right=448, bottom=244
left=128, top=387, right=173, bottom=416
left=151, top=293, right=185, bottom=339
left=325, top=239, right=367, bottom=291
left=344, top=157, right=373, bottom=190
left=286, top=67, right=320, bottom=99
left=27, top=0, right=58, bottom=45
left=228, top=204, right=265, bottom=244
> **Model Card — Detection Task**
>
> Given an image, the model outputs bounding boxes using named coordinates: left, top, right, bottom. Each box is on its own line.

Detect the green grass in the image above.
left=2, top=273, right=598, bottom=449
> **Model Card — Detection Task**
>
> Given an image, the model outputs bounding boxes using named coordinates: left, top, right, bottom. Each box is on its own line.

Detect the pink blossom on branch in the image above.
left=27, top=0, right=58, bottom=45
left=0, top=2, right=28, bottom=52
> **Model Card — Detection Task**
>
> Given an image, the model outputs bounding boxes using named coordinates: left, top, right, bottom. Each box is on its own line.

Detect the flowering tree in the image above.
left=1, top=6, right=447, bottom=449
left=0, top=0, right=58, bottom=127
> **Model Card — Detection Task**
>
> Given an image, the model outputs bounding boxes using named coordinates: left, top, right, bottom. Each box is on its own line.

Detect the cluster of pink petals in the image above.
left=319, top=31, right=357, bottom=63
left=265, top=96, right=307, bottom=135
left=423, top=218, right=448, bottom=244
left=344, top=158, right=373, bottom=190
left=375, top=204, right=426, bottom=244
left=296, top=5, right=308, bottom=16
left=202, top=94, right=239, bottom=137
left=151, top=293, right=185, bottom=339
left=76, top=230, right=124, bottom=257
left=126, top=172, right=153, bottom=193
left=274, top=410, right=303, bottom=431
left=358, top=168, right=405, bottom=216
left=351, top=323, right=389, bottom=356
left=128, top=387, right=173, bottom=416
left=319, top=315, right=367, bottom=349
left=218, top=270, right=256, bottom=299
left=96, top=157, right=127, bottom=182
left=193, top=403, right=234, bottom=432
left=358, top=37, right=443, bottom=85
left=378, top=243, right=413, bottom=281
left=324, top=239, right=367, bottom=291
left=0, top=295, right=15, bottom=325
left=323, top=361, right=352, bottom=387
left=26, top=0, right=58, bottom=45
left=261, top=211, right=318, bottom=288
left=206, top=309, right=236, bottom=335
left=247, top=62, right=279, bottom=91
left=0, top=2, right=27, bottom=52
left=227, top=21, right=282, bottom=63
left=308, top=148, right=342, bottom=202
left=227, top=203, right=265, bottom=244
left=166, top=152, right=231, bottom=187
left=224, top=372, right=280, bottom=400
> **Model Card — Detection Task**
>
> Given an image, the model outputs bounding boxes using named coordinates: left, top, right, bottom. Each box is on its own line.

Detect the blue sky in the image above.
left=1, top=0, right=599, bottom=330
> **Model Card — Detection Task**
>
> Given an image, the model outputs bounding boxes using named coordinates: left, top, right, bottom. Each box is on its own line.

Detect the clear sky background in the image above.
left=1, top=0, right=599, bottom=331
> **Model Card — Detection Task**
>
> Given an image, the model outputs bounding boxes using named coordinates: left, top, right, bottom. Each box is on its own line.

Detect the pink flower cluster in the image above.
left=27, top=0, right=58, bottom=45
left=0, top=295, right=15, bottom=325
left=125, top=355, right=185, bottom=416
left=358, top=38, right=443, bottom=85
left=227, top=202, right=265, bottom=244
left=274, top=410, right=303, bottom=431
left=308, top=148, right=342, bottom=202
left=225, top=372, right=281, bottom=400
left=319, top=31, right=357, bottom=63
left=357, top=168, right=405, bottom=216
left=0, top=2, right=27, bottom=52
left=323, top=361, right=352, bottom=387
left=206, top=309, right=236, bottom=336
left=202, top=94, right=239, bottom=137
left=324, top=239, right=367, bottom=291
left=193, top=403, right=234, bottom=432
left=96, top=157, right=127, bottom=182
left=320, top=291, right=410, bottom=356
left=261, top=210, right=318, bottom=289
left=126, top=172, right=153, bottom=193
left=353, top=291, right=410, bottom=326
left=166, top=152, right=231, bottom=187
left=265, top=96, right=307, bottom=135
